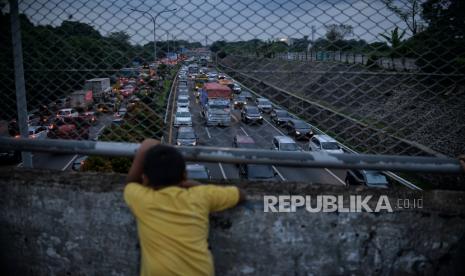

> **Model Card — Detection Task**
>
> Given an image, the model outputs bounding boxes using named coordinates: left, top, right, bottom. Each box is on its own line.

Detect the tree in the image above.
left=382, top=0, right=425, bottom=35
left=108, top=31, right=130, bottom=45
left=325, top=24, right=353, bottom=42
left=413, top=0, right=465, bottom=74
left=210, top=40, right=226, bottom=52
left=380, top=27, right=406, bottom=50
left=56, top=20, right=101, bottom=38
left=380, top=27, right=406, bottom=69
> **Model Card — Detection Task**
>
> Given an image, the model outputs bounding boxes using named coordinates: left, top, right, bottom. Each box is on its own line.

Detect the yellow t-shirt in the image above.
left=124, top=183, right=240, bottom=276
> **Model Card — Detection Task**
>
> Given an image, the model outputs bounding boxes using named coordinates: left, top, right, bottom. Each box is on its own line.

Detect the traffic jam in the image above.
left=170, top=61, right=390, bottom=188
left=1, top=67, right=157, bottom=170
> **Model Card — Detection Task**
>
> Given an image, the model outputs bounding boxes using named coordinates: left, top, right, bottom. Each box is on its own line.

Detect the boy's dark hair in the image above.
left=143, top=144, right=186, bottom=186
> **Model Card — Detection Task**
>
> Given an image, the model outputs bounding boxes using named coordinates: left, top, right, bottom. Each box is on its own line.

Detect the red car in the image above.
left=79, top=111, right=97, bottom=125
left=120, top=84, right=137, bottom=98
left=47, top=117, right=90, bottom=140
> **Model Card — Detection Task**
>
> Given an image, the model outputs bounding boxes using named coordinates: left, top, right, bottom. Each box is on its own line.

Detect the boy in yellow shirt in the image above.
left=124, top=139, right=245, bottom=276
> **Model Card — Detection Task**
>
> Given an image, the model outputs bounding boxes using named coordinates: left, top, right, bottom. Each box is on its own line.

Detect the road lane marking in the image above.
left=240, top=127, right=249, bottom=136
left=218, top=163, right=227, bottom=180
left=263, top=117, right=285, bottom=135
left=231, top=113, right=239, bottom=122
left=205, top=127, right=212, bottom=139
left=272, top=166, right=286, bottom=181
left=62, top=154, right=78, bottom=171
left=324, top=168, right=345, bottom=185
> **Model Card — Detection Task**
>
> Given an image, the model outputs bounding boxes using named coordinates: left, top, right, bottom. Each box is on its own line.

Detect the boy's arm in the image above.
left=126, top=139, right=160, bottom=184
left=179, top=181, right=246, bottom=203
left=237, top=188, right=246, bottom=203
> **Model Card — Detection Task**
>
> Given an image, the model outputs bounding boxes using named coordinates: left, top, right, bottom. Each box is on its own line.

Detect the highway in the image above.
left=167, top=73, right=347, bottom=185
left=24, top=114, right=114, bottom=171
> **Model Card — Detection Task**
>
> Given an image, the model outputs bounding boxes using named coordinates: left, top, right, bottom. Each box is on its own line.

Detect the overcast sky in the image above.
left=16, top=0, right=412, bottom=45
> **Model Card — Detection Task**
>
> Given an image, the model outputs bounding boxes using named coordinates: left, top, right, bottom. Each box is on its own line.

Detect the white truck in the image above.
left=69, top=90, right=93, bottom=109
left=84, top=78, right=111, bottom=103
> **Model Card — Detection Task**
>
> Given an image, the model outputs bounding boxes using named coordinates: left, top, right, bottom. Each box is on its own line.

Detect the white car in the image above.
left=176, top=95, right=190, bottom=109
left=174, top=108, right=192, bottom=127
left=28, top=126, right=48, bottom=139
left=56, top=108, right=79, bottom=118
left=272, top=135, right=302, bottom=151
left=255, top=98, right=273, bottom=113
left=308, top=135, right=344, bottom=154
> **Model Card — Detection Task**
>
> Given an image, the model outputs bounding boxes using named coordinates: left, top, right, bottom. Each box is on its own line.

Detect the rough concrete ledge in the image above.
left=1, top=168, right=464, bottom=275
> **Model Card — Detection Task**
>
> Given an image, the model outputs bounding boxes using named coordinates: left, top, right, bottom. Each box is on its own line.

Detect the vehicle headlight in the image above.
left=191, top=141, right=197, bottom=146
left=177, top=141, right=181, bottom=146
left=259, top=116, right=263, bottom=119
left=234, top=101, right=238, bottom=104
left=295, top=131, right=301, bottom=135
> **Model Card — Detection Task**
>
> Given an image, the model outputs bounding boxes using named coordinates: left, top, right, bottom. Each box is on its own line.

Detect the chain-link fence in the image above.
left=1, top=0, right=464, bottom=188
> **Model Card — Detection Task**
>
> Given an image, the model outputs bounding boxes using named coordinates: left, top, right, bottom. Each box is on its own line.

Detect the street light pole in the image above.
left=130, top=7, right=176, bottom=62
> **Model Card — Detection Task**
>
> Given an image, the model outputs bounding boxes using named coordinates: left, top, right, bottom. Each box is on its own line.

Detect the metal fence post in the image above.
left=10, top=0, right=32, bottom=168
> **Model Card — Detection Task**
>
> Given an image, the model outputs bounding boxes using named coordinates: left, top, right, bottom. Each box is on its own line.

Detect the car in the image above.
left=233, top=94, right=247, bottom=109
left=178, top=80, right=188, bottom=87
left=232, top=83, right=241, bottom=94
left=285, top=119, right=314, bottom=140
left=241, top=91, right=254, bottom=101
left=270, top=109, right=292, bottom=126
left=176, top=126, right=198, bottom=146
left=241, top=106, right=263, bottom=124
left=173, top=108, right=193, bottom=127
left=47, top=117, right=90, bottom=140
left=26, top=126, right=48, bottom=139
left=120, top=84, right=137, bottom=97
left=56, top=108, right=79, bottom=118
left=186, top=164, right=211, bottom=181
left=233, top=135, right=277, bottom=181
left=72, top=155, right=88, bottom=171
left=308, top=135, right=344, bottom=154
left=80, top=111, right=97, bottom=125
left=114, top=107, right=127, bottom=119
left=255, top=98, right=273, bottom=113
left=176, top=95, right=190, bottom=109
left=27, top=113, right=41, bottom=126
left=345, top=169, right=389, bottom=188
left=272, top=135, right=302, bottom=151
left=178, top=89, right=189, bottom=97
left=97, top=103, right=115, bottom=113
left=112, top=118, right=124, bottom=125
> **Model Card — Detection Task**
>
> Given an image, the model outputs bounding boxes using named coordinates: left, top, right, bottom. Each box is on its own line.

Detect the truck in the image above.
left=69, top=90, right=93, bottom=109
left=194, top=73, right=208, bottom=91
left=84, top=78, right=111, bottom=103
left=200, top=83, right=232, bottom=127
left=218, top=78, right=234, bottom=89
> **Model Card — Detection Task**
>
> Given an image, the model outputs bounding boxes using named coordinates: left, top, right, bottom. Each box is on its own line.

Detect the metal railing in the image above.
left=0, top=137, right=462, bottom=174
left=1, top=0, right=464, bottom=189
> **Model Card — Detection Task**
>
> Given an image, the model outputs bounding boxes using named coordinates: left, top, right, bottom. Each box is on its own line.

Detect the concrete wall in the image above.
left=1, top=168, right=465, bottom=275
